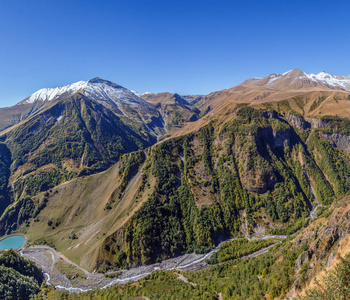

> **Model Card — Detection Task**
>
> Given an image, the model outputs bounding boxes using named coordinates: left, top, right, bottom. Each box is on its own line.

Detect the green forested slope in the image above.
left=0, top=250, right=42, bottom=300
left=98, top=107, right=350, bottom=268
left=0, top=143, right=11, bottom=216
left=0, top=93, right=157, bottom=235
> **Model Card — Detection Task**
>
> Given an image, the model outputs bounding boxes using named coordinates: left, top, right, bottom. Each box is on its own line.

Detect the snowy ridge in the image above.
left=264, top=69, right=350, bottom=91
left=308, top=71, right=350, bottom=89
left=23, top=78, right=146, bottom=108
left=26, top=81, right=86, bottom=103
left=18, top=77, right=164, bottom=136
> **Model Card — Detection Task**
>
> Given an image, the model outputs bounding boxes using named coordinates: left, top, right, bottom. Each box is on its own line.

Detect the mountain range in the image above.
left=1, top=68, right=350, bottom=298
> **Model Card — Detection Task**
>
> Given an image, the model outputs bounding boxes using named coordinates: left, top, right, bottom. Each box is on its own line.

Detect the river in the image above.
left=22, top=184, right=322, bottom=292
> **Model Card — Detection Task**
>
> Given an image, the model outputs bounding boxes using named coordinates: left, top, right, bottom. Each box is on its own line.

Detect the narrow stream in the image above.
left=308, top=184, right=324, bottom=224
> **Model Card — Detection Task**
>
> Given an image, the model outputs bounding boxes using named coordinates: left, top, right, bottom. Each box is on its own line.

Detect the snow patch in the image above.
left=130, top=90, right=141, bottom=97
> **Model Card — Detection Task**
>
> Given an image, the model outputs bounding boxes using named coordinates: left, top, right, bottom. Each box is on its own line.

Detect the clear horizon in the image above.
left=1, top=0, right=349, bottom=107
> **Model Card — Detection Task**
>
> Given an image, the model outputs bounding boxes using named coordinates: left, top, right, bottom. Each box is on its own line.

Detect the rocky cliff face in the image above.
left=238, top=126, right=291, bottom=193
left=279, top=114, right=330, bottom=131
left=283, top=113, right=310, bottom=130
left=279, top=114, right=350, bottom=154
left=305, top=117, right=329, bottom=129
left=319, top=132, right=350, bottom=153
left=287, top=196, right=350, bottom=299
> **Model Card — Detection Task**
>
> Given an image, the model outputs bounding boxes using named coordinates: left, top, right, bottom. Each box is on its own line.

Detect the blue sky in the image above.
left=0, top=0, right=349, bottom=107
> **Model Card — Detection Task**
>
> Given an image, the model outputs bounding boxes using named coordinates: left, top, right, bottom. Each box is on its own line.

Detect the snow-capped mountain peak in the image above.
left=22, top=78, right=144, bottom=107
left=252, top=69, right=350, bottom=91
left=18, top=78, right=162, bottom=128
left=308, top=71, right=350, bottom=90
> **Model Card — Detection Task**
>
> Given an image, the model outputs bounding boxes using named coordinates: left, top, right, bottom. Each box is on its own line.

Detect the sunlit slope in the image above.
left=24, top=150, right=156, bottom=272
left=96, top=107, right=350, bottom=269
left=5, top=93, right=155, bottom=201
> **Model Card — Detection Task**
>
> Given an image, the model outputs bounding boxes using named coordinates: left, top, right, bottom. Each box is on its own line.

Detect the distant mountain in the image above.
left=241, top=69, right=350, bottom=91
left=20, top=78, right=158, bottom=118
left=12, top=78, right=164, bottom=134
left=0, top=78, right=202, bottom=231
left=191, top=69, right=350, bottom=127
left=0, top=78, right=206, bottom=136
left=141, top=92, right=200, bottom=130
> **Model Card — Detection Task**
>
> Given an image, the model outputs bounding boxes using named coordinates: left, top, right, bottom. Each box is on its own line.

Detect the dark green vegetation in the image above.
left=297, top=253, right=350, bottom=300
left=0, top=143, right=11, bottom=216
left=0, top=197, right=38, bottom=235
left=0, top=249, right=42, bottom=300
left=1, top=95, right=350, bottom=299
left=99, top=107, right=350, bottom=268
left=2, top=75, right=350, bottom=299
left=307, top=131, right=350, bottom=199
left=0, top=94, right=157, bottom=235
left=7, top=94, right=155, bottom=197
left=185, top=240, right=304, bottom=299
left=206, top=238, right=278, bottom=264
left=317, top=115, right=350, bottom=135
left=118, top=150, right=146, bottom=198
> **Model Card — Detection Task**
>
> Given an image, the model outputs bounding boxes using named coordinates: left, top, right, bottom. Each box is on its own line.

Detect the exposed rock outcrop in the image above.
left=283, top=113, right=310, bottom=130
left=319, top=132, right=350, bottom=153
left=295, top=250, right=314, bottom=270
left=306, top=117, right=329, bottom=129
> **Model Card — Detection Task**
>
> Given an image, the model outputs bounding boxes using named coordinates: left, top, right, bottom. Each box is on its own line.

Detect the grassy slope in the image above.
left=0, top=93, right=158, bottom=237
left=5, top=93, right=155, bottom=200
left=162, top=87, right=350, bottom=142
left=21, top=151, right=156, bottom=272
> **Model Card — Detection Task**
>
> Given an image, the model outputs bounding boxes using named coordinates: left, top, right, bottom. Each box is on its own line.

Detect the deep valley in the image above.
left=1, top=69, right=350, bottom=299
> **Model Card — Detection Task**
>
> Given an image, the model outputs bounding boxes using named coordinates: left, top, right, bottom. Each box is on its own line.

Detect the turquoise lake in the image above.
left=0, top=235, right=26, bottom=250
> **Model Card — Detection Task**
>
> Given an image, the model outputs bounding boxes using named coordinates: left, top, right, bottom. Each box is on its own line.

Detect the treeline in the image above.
left=118, top=150, right=146, bottom=197
left=318, top=115, right=350, bottom=135
left=0, top=197, right=44, bottom=235
left=307, top=131, right=350, bottom=199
